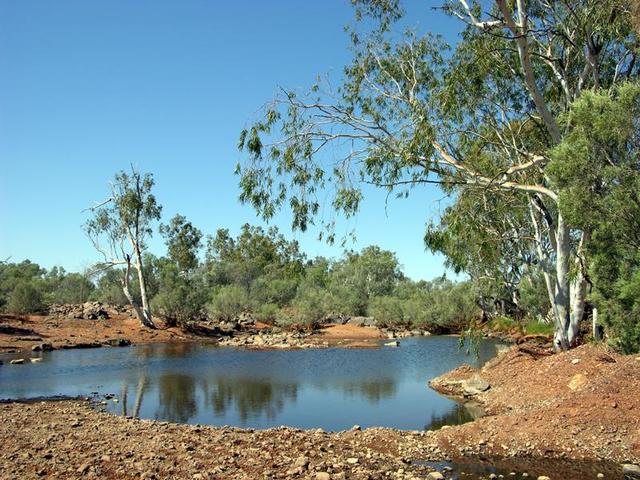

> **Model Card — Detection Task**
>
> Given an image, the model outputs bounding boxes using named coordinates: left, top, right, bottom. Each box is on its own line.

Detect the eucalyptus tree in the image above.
left=155, top=215, right=206, bottom=326
left=237, top=0, right=637, bottom=350
left=85, top=169, right=162, bottom=328
left=160, top=214, right=203, bottom=277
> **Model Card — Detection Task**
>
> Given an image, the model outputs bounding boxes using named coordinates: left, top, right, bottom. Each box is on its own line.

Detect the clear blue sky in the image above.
left=0, top=0, right=462, bottom=280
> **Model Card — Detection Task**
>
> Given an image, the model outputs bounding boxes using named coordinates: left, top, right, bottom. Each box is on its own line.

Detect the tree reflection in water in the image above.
left=157, top=373, right=197, bottom=423
left=424, top=403, right=477, bottom=431
left=206, top=377, right=298, bottom=422
left=336, top=378, right=397, bottom=403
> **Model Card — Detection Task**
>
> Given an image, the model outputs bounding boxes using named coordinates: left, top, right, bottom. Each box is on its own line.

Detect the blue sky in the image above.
left=0, top=0, right=462, bottom=280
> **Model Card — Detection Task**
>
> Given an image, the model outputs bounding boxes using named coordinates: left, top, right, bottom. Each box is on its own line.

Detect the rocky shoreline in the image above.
left=1, top=304, right=435, bottom=355
left=0, top=399, right=630, bottom=480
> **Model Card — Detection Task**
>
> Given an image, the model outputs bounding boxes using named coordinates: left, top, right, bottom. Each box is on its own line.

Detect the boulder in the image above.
left=428, top=472, right=444, bottom=480
left=623, top=464, right=640, bottom=479
left=10, top=358, right=25, bottom=365
left=384, top=341, right=400, bottom=347
left=32, top=342, right=53, bottom=352
left=347, top=316, right=376, bottom=327
left=82, top=302, right=109, bottom=320
left=104, top=338, right=131, bottom=347
left=463, top=375, right=491, bottom=397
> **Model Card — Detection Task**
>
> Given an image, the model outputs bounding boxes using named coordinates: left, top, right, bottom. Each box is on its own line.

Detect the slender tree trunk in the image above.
left=592, top=307, right=603, bottom=341
left=553, top=214, right=571, bottom=351
left=134, top=245, right=155, bottom=329
left=568, top=231, right=590, bottom=346
left=121, top=257, right=154, bottom=329
left=569, top=275, right=586, bottom=346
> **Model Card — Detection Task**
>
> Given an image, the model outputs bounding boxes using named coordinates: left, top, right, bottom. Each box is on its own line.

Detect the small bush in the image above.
left=255, top=303, right=280, bottom=324
left=7, top=281, right=44, bottom=314
left=490, top=316, right=518, bottom=333
left=368, top=296, right=404, bottom=327
left=524, top=320, right=554, bottom=336
left=207, top=285, right=249, bottom=321
left=291, top=287, right=328, bottom=326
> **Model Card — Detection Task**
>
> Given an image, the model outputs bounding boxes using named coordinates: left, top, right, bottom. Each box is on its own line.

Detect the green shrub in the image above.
left=524, top=320, right=554, bottom=336
left=291, top=287, right=328, bottom=326
left=207, top=285, right=249, bottom=321
left=490, top=316, right=517, bottom=333
left=7, top=281, right=44, bottom=314
left=152, top=262, right=208, bottom=326
left=255, top=302, right=280, bottom=324
left=368, top=296, right=404, bottom=327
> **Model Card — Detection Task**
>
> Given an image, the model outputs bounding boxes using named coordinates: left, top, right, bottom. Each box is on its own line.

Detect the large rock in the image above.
left=347, top=316, right=376, bottom=327
left=82, top=302, right=109, bottom=320
left=48, top=302, right=109, bottom=320
left=624, top=464, right=640, bottom=479
left=463, top=375, right=491, bottom=396
left=104, top=338, right=131, bottom=347
left=32, top=342, right=53, bottom=352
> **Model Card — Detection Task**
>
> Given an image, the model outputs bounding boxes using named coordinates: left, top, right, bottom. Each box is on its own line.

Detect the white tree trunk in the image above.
left=568, top=231, right=590, bottom=346
left=121, top=257, right=154, bottom=329
left=553, top=215, right=572, bottom=351
left=134, top=245, right=155, bottom=329
left=592, top=307, right=603, bottom=341
left=569, top=274, right=587, bottom=346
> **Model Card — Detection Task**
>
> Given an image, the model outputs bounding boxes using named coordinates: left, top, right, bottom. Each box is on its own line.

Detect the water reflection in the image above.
left=424, top=403, right=477, bottom=431
left=1, top=336, right=504, bottom=431
left=157, top=374, right=197, bottom=423
left=207, top=377, right=298, bottom=422
left=336, top=378, right=397, bottom=403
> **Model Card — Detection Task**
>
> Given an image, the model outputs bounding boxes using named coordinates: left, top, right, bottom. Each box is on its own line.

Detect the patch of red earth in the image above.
left=310, top=323, right=385, bottom=348
left=429, top=344, right=640, bottom=463
left=0, top=314, right=215, bottom=353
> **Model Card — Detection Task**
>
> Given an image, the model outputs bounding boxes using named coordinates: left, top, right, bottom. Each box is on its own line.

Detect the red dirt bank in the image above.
left=429, top=344, right=640, bottom=464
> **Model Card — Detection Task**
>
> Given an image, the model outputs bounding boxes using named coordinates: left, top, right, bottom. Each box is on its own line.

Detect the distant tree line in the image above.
left=0, top=223, right=483, bottom=333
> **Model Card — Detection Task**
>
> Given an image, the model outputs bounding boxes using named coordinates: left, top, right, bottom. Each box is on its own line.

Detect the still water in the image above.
left=0, top=336, right=500, bottom=431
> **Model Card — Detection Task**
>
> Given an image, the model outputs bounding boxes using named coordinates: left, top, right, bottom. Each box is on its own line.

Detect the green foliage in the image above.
left=0, top=261, right=94, bottom=313
left=524, top=321, right=555, bottom=336
left=518, top=269, right=551, bottom=322
left=49, top=272, right=95, bottom=304
left=549, top=83, right=640, bottom=352
left=152, top=260, right=208, bottom=326
left=489, top=316, right=517, bottom=333
left=160, top=215, right=203, bottom=274
left=0, top=260, right=45, bottom=310
left=7, top=281, right=44, bottom=314
left=207, top=285, right=250, bottom=321
left=368, top=296, right=404, bottom=326
left=235, top=0, right=639, bottom=350
left=291, top=286, right=329, bottom=326
left=205, top=224, right=305, bottom=305
left=327, top=246, right=403, bottom=316
left=254, top=303, right=281, bottom=324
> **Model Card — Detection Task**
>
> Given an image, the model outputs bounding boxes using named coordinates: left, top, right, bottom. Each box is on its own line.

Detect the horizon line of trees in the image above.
left=0, top=227, right=482, bottom=333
